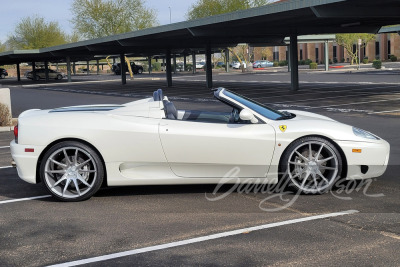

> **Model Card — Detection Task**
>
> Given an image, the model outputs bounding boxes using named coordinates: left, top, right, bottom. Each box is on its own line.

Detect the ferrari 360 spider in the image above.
left=11, top=88, right=390, bottom=201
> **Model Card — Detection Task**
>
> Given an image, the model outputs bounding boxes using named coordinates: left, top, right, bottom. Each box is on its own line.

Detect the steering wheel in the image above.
left=230, top=108, right=240, bottom=123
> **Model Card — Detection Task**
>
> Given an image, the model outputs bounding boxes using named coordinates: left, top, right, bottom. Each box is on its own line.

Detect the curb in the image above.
left=0, top=126, right=12, bottom=132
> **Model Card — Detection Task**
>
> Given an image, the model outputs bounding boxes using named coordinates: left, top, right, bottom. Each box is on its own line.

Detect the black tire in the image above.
left=56, top=74, right=63, bottom=80
left=0, top=74, right=5, bottom=79
left=40, top=141, right=104, bottom=202
left=35, top=75, right=40, bottom=81
left=279, top=136, right=342, bottom=194
left=137, top=68, right=143, bottom=74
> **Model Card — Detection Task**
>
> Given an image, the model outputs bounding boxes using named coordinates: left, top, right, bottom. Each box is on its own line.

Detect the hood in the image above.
left=281, top=110, right=336, bottom=122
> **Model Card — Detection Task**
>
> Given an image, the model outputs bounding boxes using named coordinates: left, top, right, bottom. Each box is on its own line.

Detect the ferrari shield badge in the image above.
left=279, top=125, right=287, bottom=132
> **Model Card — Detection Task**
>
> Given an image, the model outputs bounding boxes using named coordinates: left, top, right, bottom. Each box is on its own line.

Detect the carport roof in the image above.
left=0, top=0, right=400, bottom=65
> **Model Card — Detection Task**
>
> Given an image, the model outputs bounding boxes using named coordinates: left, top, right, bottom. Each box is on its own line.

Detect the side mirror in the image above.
left=239, top=109, right=258, bottom=124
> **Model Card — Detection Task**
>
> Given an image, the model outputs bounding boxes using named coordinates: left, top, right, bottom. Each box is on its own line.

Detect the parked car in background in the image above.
left=0, top=68, right=8, bottom=79
left=112, top=62, right=143, bottom=75
left=26, top=69, right=65, bottom=81
left=216, top=62, right=225, bottom=68
left=195, top=62, right=205, bottom=69
left=253, top=60, right=274, bottom=68
left=232, top=62, right=247, bottom=69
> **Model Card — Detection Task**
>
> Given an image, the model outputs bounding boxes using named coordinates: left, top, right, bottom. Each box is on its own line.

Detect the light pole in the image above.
left=358, top=39, right=362, bottom=70
left=169, top=7, right=171, bottom=24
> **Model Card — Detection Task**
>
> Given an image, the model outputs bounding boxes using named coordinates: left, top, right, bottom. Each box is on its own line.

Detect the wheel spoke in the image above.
left=74, top=149, right=79, bottom=164
left=320, top=166, right=337, bottom=171
left=316, top=144, right=324, bottom=159
left=63, top=149, right=72, bottom=165
left=317, top=170, right=330, bottom=184
left=309, top=143, right=313, bottom=160
left=52, top=174, right=67, bottom=188
left=62, top=178, right=71, bottom=197
left=77, top=173, right=91, bottom=187
left=312, top=174, right=319, bottom=189
left=318, top=156, right=334, bottom=164
left=46, top=170, right=66, bottom=174
left=295, top=151, right=308, bottom=162
left=78, top=170, right=96, bottom=173
left=300, top=171, right=311, bottom=188
left=76, top=159, right=91, bottom=169
left=50, top=159, right=67, bottom=169
left=289, top=161, right=306, bottom=167
left=72, top=179, right=81, bottom=196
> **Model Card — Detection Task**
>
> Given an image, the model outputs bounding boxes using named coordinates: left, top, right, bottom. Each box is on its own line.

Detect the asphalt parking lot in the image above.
left=0, top=71, right=399, bottom=266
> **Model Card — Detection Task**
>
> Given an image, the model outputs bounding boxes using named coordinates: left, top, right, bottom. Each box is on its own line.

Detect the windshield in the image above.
left=222, top=89, right=289, bottom=120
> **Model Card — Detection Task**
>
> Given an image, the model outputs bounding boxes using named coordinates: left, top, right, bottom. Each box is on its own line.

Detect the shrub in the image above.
left=372, top=60, right=382, bottom=69
left=152, top=62, right=161, bottom=71
left=304, top=59, right=313, bottom=65
left=329, top=59, right=333, bottom=65
left=186, top=64, right=193, bottom=71
left=362, top=59, right=369, bottom=64
left=273, top=61, right=279, bottom=67
left=390, top=55, right=398, bottom=62
left=341, top=58, right=345, bottom=63
left=333, top=58, right=338, bottom=64
left=278, top=60, right=288, bottom=66
left=0, top=103, right=12, bottom=126
left=298, top=60, right=305, bottom=65
left=309, top=63, right=318, bottom=69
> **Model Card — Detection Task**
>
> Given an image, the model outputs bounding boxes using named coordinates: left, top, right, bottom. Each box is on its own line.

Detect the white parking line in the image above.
left=307, top=97, right=400, bottom=109
left=0, top=166, right=13, bottom=169
left=47, top=210, right=359, bottom=267
left=0, top=195, right=51, bottom=205
left=369, top=109, right=400, bottom=114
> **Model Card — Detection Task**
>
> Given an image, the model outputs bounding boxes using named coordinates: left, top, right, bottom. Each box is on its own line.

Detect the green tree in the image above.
left=7, top=16, right=68, bottom=49
left=0, top=42, right=7, bottom=53
left=336, top=33, right=376, bottom=65
left=71, top=0, right=158, bottom=39
left=187, top=0, right=271, bottom=20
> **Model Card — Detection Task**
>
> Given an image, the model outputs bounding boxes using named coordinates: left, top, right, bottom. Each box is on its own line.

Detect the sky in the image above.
left=0, top=0, right=197, bottom=43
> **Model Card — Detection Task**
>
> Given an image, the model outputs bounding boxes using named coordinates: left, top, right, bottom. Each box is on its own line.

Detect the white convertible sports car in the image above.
left=11, top=88, right=390, bottom=201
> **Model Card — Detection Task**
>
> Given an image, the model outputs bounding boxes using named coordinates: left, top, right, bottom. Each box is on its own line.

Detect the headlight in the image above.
left=353, top=127, right=380, bottom=140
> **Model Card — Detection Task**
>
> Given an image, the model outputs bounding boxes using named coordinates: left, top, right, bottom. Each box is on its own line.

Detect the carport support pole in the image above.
left=32, top=62, right=36, bottom=73
left=289, top=34, right=299, bottom=91
left=324, top=41, right=329, bottom=72
left=120, top=54, right=126, bottom=85
left=66, top=56, right=72, bottom=82
left=192, top=52, right=196, bottom=74
left=183, top=54, right=187, bottom=71
left=96, top=60, right=100, bottom=75
left=225, top=49, right=230, bottom=73
left=86, top=61, right=90, bottom=75
left=148, top=57, right=152, bottom=74
left=166, top=49, right=172, bottom=87
left=16, top=63, right=21, bottom=82
left=206, top=44, right=213, bottom=89
left=173, top=55, right=177, bottom=74
left=72, top=62, right=76, bottom=75
left=44, top=61, right=49, bottom=82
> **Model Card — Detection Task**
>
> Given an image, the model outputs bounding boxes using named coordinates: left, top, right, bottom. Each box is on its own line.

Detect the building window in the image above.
left=300, top=49, right=303, bottom=60
left=388, top=40, right=391, bottom=58
left=315, top=48, right=319, bottom=63
left=333, top=46, right=337, bottom=58
left=375, top=41, right=380, bottom=59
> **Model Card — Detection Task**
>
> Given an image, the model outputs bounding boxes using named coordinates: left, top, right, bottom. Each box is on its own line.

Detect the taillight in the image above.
left=14, top=125, right=18, bottom=143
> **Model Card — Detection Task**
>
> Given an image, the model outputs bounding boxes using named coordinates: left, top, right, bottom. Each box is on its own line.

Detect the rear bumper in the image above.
left=10, top=140, right=46, bottom=184
left=335, top=139, right=390, bottom=180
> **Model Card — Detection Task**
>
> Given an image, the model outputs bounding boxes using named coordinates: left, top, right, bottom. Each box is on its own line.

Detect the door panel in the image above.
left=159, top=120, right=276, bottom=178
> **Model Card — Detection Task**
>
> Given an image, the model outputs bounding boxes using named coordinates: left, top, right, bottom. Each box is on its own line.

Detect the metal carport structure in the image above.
left=0, top=0, right=399, bottom=90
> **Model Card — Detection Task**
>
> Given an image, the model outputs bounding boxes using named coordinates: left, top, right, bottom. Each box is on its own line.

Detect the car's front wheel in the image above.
left=34, top=75, right=40, bottom=81
left=0, top=74, right=5, bottom=79
left=40, top=141, right=104, bottom=202
left=137, top=68, right=143, bottom=74
left=280, top=137, right=342, bottom=194
left=56, top=74, right=63, bottom=80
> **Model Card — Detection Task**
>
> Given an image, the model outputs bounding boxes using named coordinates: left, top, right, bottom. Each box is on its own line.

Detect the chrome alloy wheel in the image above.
left=287, top=141, right=339, bottom=193
left=44, top=147, right=98, bottom=199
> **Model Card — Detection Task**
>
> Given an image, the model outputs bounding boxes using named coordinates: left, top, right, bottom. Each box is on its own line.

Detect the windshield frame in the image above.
left=214, top=88, right=288, bottom=121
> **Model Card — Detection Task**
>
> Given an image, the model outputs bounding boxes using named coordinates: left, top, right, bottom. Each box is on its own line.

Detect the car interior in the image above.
left=153, top=89, right=242, bottom=124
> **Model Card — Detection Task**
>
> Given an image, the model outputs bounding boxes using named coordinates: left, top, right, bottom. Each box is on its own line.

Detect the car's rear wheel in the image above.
left=280, top=137, right=342, bottom=194
left=40, top=141, right=104, bottom=202
left=56, top=74, right=62, bottom=80
left=34, top=75, right=40, bottom=81
left=0, top=74, right=5, bottom=79
left=138, top=68, right=143, bottom=74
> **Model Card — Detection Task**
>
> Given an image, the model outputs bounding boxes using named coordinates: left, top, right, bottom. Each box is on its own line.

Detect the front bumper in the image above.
left=335, top=139, right=390, bottom=180
left=10, top=140, right=46, bottom=184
